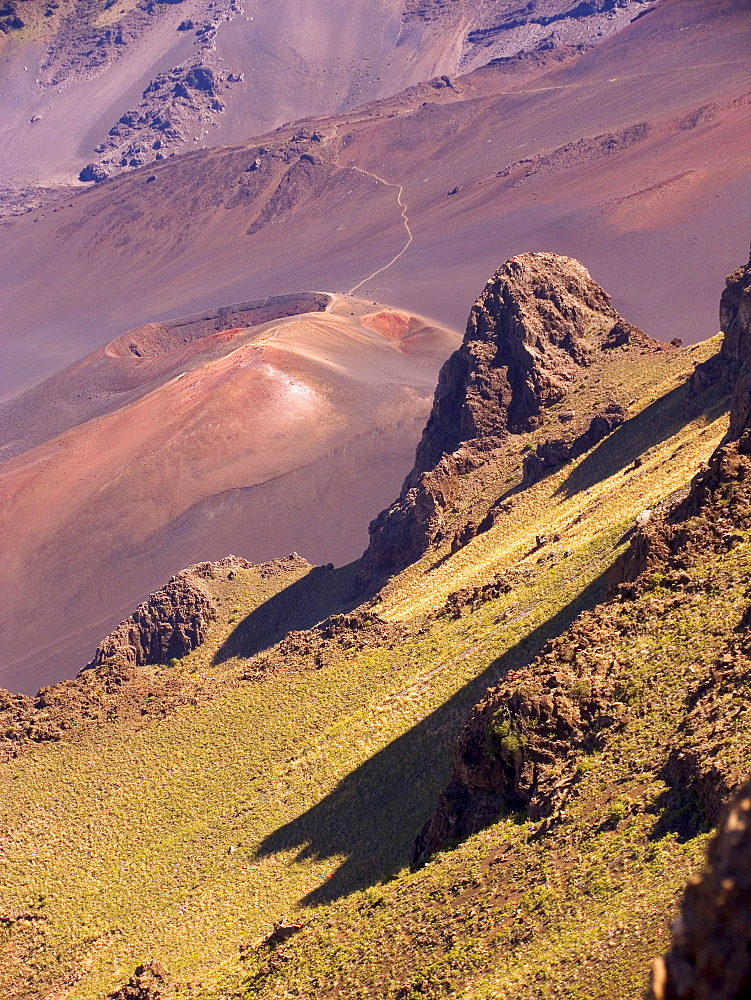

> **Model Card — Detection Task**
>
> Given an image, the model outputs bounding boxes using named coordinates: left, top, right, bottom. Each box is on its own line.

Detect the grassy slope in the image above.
left=240, top=538, right=751, bottom=1000
left=0, top=336, right=736, bottom=999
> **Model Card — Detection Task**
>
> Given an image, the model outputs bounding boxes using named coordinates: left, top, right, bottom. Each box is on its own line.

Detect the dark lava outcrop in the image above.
left=90, top=61, right=231, bottom=176
left=439, top=572, right=514, bottom=618
left=648, top=776, right=751, bottom=1000
left=358, top=252, right=649, bottom=585
left=413, top=611, right=629, bottom=862
left=245, top=608, right=409, bottom=679
left=720, top=251, right=751, bottom=441
left=87, top=566, right=219, bottom=671
left=613, top=252, right=751, bottom=592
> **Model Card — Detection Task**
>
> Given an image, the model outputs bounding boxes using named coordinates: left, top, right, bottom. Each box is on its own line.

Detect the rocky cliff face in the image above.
left=87, top=567, right=218, bottom=671
left=413, top=607, right=630, bottom=862
left=414, top=255, right=751, bottom=864
left=613, top=252, right=751, bottom=590
left=648, top=776, right=751, bottom=1000
left=720, top=252, right=751, bottom=441
left=358, top=252, right=651, bottom=585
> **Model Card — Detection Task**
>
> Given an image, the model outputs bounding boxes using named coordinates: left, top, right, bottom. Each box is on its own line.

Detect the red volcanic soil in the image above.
left=0, top=0, right=748, bottom=403
left=0, top=296, right=460, bottom=693
left=361, top=309, right=421, bottom=342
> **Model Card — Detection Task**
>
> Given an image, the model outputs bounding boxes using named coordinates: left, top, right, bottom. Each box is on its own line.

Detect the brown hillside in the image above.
left=0, top=0, right=747, bottom=402
left=0, top=294, right=459, bottom=693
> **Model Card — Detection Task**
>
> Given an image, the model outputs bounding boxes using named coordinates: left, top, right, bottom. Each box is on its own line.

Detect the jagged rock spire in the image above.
left=358, top=252, right=649, bottom=585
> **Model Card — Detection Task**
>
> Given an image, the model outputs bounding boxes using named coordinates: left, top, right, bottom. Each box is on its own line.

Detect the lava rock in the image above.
left=78, top=162, right=109, bottom=183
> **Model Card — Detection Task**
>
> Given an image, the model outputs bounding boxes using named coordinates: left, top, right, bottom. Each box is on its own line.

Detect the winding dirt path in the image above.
left=347, top=167, right=413, bottom=295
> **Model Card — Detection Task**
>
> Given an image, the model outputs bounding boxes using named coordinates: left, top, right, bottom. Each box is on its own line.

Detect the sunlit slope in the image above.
left=0, top=335, right=729, bottom=999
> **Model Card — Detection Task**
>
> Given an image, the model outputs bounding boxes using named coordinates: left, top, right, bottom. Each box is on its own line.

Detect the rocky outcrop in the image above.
left=648, top=776, right=751, bottom=1000
left=357, top=443, right=490, bottom=584
left=0, top=555, right=310, bottom=760
left=689, top=251, right=751, bottom=412
left=612, top=252, right=751, bottom=592
left=401, top=0, right=658, bottom=71
left=414, top=253, right=623, bottom=454
left=720, top=252, right=751, bottom=441
left=79, top=162, right=110, bottom=184
left=439, top=573, right=514, bottom=618
left=87, top=567, right=219, bottom=670
left=246, top=608, right=408, bottom=678
left=521, top=403, right=626, bottom=486
left=0, top=0, right=24, bottom=34
left=415, top=254, right=750, bottom=864
left=413, top=610, right=628, bottom=862
left=89, top=62, right=234, bottom=177
left=358, top=253, right=650, bottom=585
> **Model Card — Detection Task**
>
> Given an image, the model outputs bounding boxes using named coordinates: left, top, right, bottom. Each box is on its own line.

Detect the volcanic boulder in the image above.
left=79, top=162, right=109, bottom=183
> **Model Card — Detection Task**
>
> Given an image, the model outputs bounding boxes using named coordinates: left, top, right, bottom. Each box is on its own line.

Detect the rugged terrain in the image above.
left=1, top=0, right=748, bottom=402
left=1, top=252, right=749, bottom=999
left=0, top=0, right=750, bottom=994
left=0, top=0, right=658, bottom=190
left=1, top=0, right=747, bottom=696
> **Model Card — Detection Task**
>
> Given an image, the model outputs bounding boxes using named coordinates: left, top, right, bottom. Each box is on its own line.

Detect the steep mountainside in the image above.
left=0, top=0, right=657, bottom=194
left=414, top=254, right=751, bottom=855
left=1, top=0, right=749, bottom=994
left=358, top=252, right=652, bottom=584
left=1, top=253, right=748, bottom=999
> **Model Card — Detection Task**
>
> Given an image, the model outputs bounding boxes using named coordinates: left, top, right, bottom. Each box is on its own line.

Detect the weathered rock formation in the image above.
left=612, top=252, right=751, bottom=592
left=440, top=572, right=514, bottom=618
left=719, top=251, right=751, bottom=440
left=648, top=776, right=751, bottom=1000
left=358, top=252, right=651, bottom=585
left=246, top=608, right=408, bottom=679
left=413, top=609, right=629, bottom=862
left=85, top=62, right=232, bottom=179
left=415, top=254, right=750, bottom=864
left=87, top=563, right=226, bottom=670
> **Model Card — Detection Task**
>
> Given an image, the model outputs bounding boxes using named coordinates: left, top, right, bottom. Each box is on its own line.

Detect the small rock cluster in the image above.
left=111, top=960, right=170, bottom=1000
left=80, top=62, right=240, bottom=181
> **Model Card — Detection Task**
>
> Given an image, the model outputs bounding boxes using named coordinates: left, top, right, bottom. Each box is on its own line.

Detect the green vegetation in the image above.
left=0, top=335, right=743, bottom=999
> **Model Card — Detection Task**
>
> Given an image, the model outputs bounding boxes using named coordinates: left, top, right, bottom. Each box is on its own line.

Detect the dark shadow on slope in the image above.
left=255, top=569, right=611, bottom=906
left=213, top=562, right=359, bottom=664
left=648, top=754, right=713, bottom=844
left=557, top=382, right=727, bottom=499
